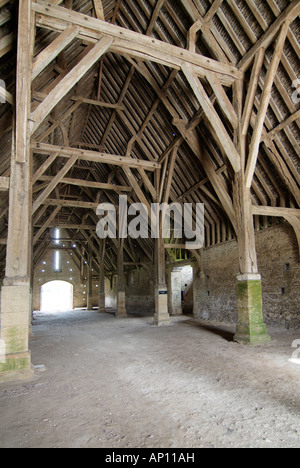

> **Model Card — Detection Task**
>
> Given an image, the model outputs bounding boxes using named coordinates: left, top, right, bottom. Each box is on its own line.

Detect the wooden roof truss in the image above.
left=0, top=0, right=299, bottom=276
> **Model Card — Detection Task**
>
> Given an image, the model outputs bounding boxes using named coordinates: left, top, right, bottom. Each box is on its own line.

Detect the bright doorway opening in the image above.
left=41, top=281, right=73, bottom=312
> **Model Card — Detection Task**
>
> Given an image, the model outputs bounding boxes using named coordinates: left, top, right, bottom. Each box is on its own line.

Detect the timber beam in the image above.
left=30, top=36, right=113, bottom=134
left=31, top=142, right=161, bottom=171
left=252, top=206, right=300, bottom=218
left=33, top=0, right=243, bottom=86
left=182, top=62, right=241, bottom=173
left=37, top=175, right=133, bottom=193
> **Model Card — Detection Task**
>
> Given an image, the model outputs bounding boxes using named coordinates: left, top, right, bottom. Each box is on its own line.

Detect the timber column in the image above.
left=87, top=262, right=93, bottom=310
left=98, top=240, right=106, bottom=313
left=86, top=245, right=93, bottom=310
left=116, top=198, right=127, bottom=318
left=0, top=0, right=34, bottom=380
left=116, top=238, right=127, bottom=318
left=233, top=173, right=270, bottom=345
left=153, top=169, right=170, bottom=326
left=153, top=236, right=170, bottom=325
left=153, top=216, right=170, bottom=325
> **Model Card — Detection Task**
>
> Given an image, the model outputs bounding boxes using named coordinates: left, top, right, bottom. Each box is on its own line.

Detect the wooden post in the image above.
left=153, top=169, right=170, bottom=326
left=116, top=238, right=127, bottom=318
left=0, top=0, right=34, bottom=380
left=87, top=247, right=93, bottom=310
left=98, top=239, right=106, bottom=313
left=116, top=205, right=127, bottom=318
left=233, top=172, right=259, bottom=275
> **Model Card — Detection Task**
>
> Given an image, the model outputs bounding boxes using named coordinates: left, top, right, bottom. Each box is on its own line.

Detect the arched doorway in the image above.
left=41, top=281, right=73, bottom=312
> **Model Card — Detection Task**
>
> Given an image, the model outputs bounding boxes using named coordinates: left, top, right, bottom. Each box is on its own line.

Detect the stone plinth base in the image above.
left=0, top=352, right=34, bottom=383
left=87, top=294, right=93, bottom=311
left=0, top=283, right=33, bottom=381
left=154, top=286, right=171, bottom=326
left=234, top=275, right=270, bottom=345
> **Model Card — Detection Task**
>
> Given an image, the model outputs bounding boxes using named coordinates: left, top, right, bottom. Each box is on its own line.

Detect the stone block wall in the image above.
left=181, top=266, right=194, bottom=314
left=125, top=267, right=154, bottom=315
left=193, top=223, right=300, bottom=328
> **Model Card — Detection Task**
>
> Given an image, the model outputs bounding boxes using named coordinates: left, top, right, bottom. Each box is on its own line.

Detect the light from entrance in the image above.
left=41, top=280, right=73, bottom=312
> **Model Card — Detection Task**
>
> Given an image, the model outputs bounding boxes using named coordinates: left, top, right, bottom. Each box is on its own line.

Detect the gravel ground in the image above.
left=0, top=309, right=300, bottom=448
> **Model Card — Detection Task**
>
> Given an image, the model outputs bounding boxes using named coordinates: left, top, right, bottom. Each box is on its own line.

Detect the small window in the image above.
left=54, top=228, right=60, bottom=245
left=54, top=251, right=62, bottom=273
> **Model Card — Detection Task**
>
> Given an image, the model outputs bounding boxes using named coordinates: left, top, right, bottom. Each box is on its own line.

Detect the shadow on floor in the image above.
left=179, top=319, right=235, bottom=342
left=106, top=309, right=154, bottom=319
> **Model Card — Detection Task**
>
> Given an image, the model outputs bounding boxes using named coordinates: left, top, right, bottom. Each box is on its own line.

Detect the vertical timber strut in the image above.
left=153, top=169, right=170, bottom=326
left=0, top=0, right=35, bottom=380
left=116, top=205, right=127, bottom=318
left=98, top=239, right=106, bottom=313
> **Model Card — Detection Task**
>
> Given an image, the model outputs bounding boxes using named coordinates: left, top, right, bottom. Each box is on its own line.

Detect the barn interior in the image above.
left=0, top=0, right=299, bottom=449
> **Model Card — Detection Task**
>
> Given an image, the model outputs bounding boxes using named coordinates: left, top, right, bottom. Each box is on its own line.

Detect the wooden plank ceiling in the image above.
left=0, top=0, right=299, bottom=276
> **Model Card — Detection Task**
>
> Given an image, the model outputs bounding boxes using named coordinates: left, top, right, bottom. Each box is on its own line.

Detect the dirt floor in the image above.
left=1, top=309, right=300, bottom=448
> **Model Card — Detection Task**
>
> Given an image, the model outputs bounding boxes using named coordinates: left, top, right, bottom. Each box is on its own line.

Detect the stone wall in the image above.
left=181, top=266, right=194, bottom=314
left=125, top=267, right=154, bottom=315
left=193, top=223, right=300, bottom=328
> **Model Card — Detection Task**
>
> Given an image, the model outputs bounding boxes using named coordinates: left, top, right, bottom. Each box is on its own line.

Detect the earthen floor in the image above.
left=0, top=310, right=300, bottom=448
